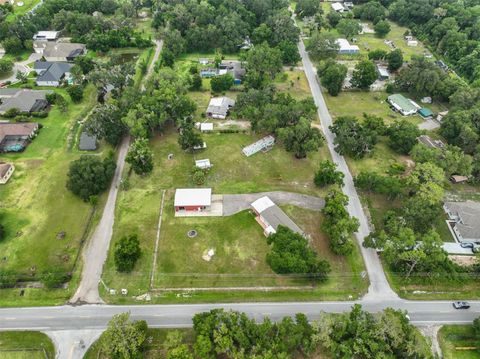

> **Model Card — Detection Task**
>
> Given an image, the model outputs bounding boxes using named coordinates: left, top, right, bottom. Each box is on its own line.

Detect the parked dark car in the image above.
left=453, top=301, right=471, bottom=309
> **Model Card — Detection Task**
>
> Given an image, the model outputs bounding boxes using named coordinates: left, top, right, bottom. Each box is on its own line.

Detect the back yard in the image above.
left=0, top=85, right=101, bottom=306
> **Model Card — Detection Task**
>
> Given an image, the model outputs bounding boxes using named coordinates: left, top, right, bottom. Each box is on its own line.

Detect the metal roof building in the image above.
left=251, top=196, right=304, bottom=236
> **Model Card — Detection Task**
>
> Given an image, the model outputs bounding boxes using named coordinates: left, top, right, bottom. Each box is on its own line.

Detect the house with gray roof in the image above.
left=444, top=201, right=480, bottom=243
left=251, top=196, right=304, bottom=236
left=34, top=61, right=73, bottom=87
left=0, top=89, right=51, bottom=114
left=42, top=42, right=86, bottom=62
left=206, top=97, right=235, bottom=119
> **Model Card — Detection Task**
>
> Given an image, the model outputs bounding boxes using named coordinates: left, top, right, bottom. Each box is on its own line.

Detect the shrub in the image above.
left=114, top=234, right=141, bottom=272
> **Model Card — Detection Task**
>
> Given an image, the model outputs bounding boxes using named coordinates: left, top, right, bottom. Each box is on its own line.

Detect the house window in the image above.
left=179, top=206, right=185, bottom=210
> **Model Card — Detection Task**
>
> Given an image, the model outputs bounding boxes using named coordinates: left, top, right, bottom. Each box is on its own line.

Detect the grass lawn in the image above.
left=100, top=129, right=367, bottom=303
left=356, top=21, right=429, bottom=61
left=5, top=0, right=41, bottom=22
left=439, top=325, right=480, bottom=359
left=0, top=85, right=100, bottom=306
left=0, top=331, right=55, bottom=359
left=275, top=70, right=313, bottom=100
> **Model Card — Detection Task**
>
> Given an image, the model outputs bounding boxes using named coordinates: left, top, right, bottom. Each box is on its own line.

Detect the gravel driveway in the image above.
left=222, top=191, right=325, bottom=216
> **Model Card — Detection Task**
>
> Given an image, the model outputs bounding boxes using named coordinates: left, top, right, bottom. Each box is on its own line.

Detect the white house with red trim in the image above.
left=174, top=188, right=212, bottom=213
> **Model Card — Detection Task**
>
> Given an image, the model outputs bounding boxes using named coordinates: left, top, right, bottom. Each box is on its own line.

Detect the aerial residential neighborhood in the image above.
left=0, top=0, right=480, bottom=358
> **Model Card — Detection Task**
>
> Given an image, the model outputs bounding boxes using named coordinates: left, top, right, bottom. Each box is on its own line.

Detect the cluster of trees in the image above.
left=322, top=190, right=359, bottom=255
left=100, top=307, right=433, bottom=358
left=314, top=160, right=344, bottom=187
left=330, top=114, right=385, bottom=158
left=153, top=0, right=300, bottom=67
left=368, top=48, right=403, bottom=72
left=266, top=226, right=331, bottom=281
left=314, top=305, right=433, bottom=358
left=236, top=88, right=323, bottom=158
left=0, top=58, right=13, bottom=75
left=388, top=0, right=480, bottom=83
left=66, top=154, right=116, bottom=202
left=0, top=0, right=150, bottom=55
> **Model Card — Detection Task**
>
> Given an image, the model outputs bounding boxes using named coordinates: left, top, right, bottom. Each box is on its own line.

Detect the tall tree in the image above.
left=351, top=60, right=377, bottom=89
left=277, top=118, right=323, bottom=158
left=126, top=138, right=154, bottom=175
left=102, top=313, right=148, bottom=358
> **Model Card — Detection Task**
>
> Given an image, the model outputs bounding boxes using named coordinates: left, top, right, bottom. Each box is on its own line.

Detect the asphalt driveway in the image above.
left=222, top=191, right=325, bottom=216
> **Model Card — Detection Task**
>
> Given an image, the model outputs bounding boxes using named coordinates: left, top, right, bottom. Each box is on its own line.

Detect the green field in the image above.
left=5, top=0, right=41, bottom=22
left=100, top=129, right=367, bottom=303
left=439, top=325, right=480, bottom=359
left=0, top=85, right=99, bottom=306
left=0, top=331, right=55, bottom=359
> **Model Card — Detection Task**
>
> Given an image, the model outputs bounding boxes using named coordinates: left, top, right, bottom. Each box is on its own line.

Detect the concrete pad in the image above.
left=175, top=195, right=223, bottom=217
left=442, top=242, right=474, bottom=255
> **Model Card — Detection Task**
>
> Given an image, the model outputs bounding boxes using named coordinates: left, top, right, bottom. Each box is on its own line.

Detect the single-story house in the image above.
left=376, top=65, right=390, bottom=80
left=206, top=97, right=235, bottom=119
left=336, top=38, right=360, bottom=55
left=174, top=188, right=212, bottom=213
left=0, top=89, right=51, bottom=114
left=78, top=132, right=97, bottom=151
left=200, top=122, right=213, bottom=132
left=242, top=135, right=275, bottom=157
left=387, top=94, right=418, bottom=116
left=0, top=162, right=14, bottom=184
left=0, top=122, right=39, bottom=152
left=444, top=201, right=480, bottom=243
left=195, top=158, right=211, bottom=169
left=331, top=2, right=345, bottom=12
left=450, top=175, right=469, bottom=184
left=251, top=196, right=304, bottom=237
left=33, top=31, right=60, bottom=41
left=34, top=61, right=73, bottom=87
left=42, top=42, right=86, bottom=62
left=418, top=107, right=433, bottom=119
left=417, top=135, right=444, bottom=149
left=221, top=60, right=246, bottom=82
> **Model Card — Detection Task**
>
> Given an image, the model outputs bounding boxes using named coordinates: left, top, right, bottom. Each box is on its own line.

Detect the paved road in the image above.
left=0, top=301, right=478, bottom=331
left=297, top=36, right=397, bottom=300
left=223, top=191, right=325, bottom=215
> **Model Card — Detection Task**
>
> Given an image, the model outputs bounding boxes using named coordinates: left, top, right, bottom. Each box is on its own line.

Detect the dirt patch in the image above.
left=449, top=255, right=477, bottom=267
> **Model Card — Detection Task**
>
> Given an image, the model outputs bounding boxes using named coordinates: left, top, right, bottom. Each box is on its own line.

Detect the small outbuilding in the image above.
left=195, top=159, right=211, bottom=169
left=242, top=135, right=275, bottom=157
left=331, top=2, right=345, bottom=12
left=200, top=123, right=213, bottom=132
left=407, top=40, right=418, bottom=47
left=251, top=196, right=304, bottom=237
left=174, top=188, right=212, bottom=213
left=33, top=31, right=60, bottom=41
left=0, top=162, right=14, bottom=184
left=450, top=175, right=469, bottom=184
left=418, top=108, right=433, bottom=119
left=78, top=132, right=97, bottom=151
left=376, top=65, right=390, bottom=80
left=417, top=135, right=444, bottom=149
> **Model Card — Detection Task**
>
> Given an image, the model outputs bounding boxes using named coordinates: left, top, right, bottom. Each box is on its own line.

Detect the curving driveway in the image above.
left=222, top=191, right=325, bottom=216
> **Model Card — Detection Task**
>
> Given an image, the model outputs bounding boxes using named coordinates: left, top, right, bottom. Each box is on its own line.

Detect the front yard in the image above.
left=439, top=325, right=480, bottom=359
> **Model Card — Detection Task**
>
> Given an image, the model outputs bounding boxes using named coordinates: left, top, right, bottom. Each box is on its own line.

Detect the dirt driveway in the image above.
left=222, top=191, right=324, bottom=216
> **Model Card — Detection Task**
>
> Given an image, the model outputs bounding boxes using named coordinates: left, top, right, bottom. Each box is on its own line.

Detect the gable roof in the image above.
left=388, top=94, right=417, bottom=113
left=0, top=163, right=13, bottom=178
left=174, top=188, right=212, bottom=207
left=445, top=201, right=480, bottom=240
left=35, top=62, right=73, bottom=82
left=206, top=97, right=235, bottom=116
left=251, top=196, right=304, bottom=235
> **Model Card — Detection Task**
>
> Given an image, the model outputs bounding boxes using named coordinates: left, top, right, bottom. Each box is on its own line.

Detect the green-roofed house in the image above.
left=387, top=94, right=418, bottom=116
left=418, top=107, right=433, bottom=118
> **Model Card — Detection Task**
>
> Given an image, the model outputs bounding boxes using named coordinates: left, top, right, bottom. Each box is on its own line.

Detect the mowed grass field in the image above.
left=0, top=85, right=98, bottom=306
left=0, top=331, right=55, bottom=359
left=101, top=129, right=367, bottom=302
left=439, top=325, right=480, bottom=359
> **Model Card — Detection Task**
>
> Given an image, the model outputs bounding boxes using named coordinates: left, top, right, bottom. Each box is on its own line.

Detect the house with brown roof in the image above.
left=0, top=122, right=39, bottom=152
left=0, top=162, right=14, bottom=184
